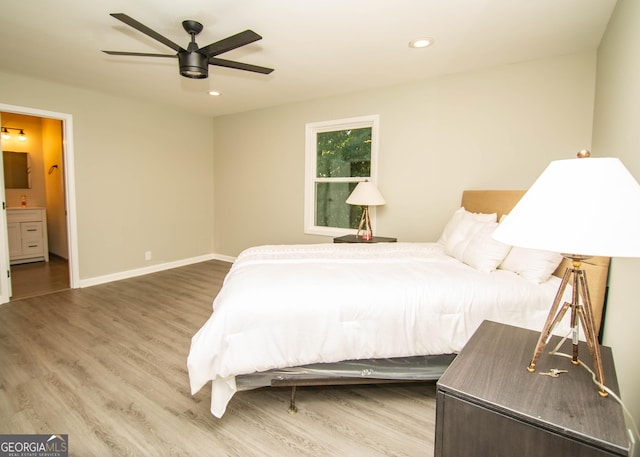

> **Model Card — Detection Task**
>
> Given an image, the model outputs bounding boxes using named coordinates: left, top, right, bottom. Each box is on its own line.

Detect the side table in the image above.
left=333, top=234, right=397, bottom=243
left=435, top=320, right=629, bottom=456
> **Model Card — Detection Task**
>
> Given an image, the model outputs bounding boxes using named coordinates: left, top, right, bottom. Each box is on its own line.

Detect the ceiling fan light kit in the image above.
left=103, top=13, right=274, bottom=80
left=179, top=50, right=208, bottom=79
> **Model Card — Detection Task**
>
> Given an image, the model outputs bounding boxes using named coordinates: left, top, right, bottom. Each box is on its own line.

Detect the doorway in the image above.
left=0, top=104, right=79, bottom=304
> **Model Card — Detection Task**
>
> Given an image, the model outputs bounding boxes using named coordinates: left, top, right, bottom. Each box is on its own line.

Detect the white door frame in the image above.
left=0, top=103, right=79, bottom=304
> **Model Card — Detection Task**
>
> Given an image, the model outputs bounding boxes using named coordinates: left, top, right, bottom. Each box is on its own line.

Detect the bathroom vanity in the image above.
left=7, top=207, right=49, bottom=264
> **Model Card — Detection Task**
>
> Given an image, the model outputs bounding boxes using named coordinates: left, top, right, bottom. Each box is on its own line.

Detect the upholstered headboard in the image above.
left=461, top=190, right=610, bottom=336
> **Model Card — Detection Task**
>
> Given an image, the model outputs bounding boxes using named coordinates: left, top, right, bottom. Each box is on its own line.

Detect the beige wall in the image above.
left=42, top=117, right=67, bottom=258
left=213, top=51, right=597, bottom=257
left=0, top=71, right=215, bottom=280
left=592, top=0, right=640, bottom=433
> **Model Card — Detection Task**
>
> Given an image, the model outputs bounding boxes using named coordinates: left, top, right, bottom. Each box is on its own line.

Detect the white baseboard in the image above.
left=78, top=253, right=236, bottom=288
left=213, top=253, right=236, bottom=263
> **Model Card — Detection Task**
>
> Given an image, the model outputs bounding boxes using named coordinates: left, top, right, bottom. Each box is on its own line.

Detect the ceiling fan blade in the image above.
left=110, top=13, right=184, bottom=53
left=103, top=50, right=177, bottom=58
left=199, top=30, right=262, bottom=57
left=209, top=57, right=274, bottom=74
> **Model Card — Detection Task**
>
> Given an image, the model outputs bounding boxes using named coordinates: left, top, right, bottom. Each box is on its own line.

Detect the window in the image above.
left=304, top=115, right=379, bottom=236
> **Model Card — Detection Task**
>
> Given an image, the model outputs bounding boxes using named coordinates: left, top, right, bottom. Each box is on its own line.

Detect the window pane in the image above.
left=304, top=114, right=379, bottom=236
left=315, top=182, right=362, bottom=228
left=316, top=127, right=372, bottom=178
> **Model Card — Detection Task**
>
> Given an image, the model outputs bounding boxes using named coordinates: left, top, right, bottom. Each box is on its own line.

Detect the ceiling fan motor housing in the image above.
left=179, top=51, right=208, bottom=79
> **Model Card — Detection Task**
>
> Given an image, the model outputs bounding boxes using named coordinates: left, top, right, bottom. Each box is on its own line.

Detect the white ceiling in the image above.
left=0, top=0, right=617, bottom=118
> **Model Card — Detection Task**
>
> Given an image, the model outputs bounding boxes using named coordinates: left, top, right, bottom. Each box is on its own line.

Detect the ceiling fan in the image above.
left=102, top=13, right=274, bottom=79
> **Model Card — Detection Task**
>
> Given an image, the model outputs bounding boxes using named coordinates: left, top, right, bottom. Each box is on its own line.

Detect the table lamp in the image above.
left=346, top=180, right=386, bottom=240
left=492, top=150, right=640, bottom=396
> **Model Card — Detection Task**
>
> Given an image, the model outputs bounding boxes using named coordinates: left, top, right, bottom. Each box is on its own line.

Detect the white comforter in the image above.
left=188, top=242, right=568, bottom=418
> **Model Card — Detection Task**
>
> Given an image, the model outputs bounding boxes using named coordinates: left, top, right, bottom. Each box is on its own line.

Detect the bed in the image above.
left=188, top=190, right=610, bottom=418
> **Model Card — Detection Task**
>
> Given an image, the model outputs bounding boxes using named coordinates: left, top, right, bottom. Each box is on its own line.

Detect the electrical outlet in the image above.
left=145, top=251, right=152, bottom=261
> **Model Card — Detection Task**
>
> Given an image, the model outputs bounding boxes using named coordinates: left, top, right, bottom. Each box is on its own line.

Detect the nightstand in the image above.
left=435, top=320, right=629, bottom=457
left=333, top=234, right=397, bottom=243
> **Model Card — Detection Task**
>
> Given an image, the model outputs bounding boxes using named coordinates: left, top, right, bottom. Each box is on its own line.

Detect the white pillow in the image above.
left=445, top=217, right=493, bottom=259
left=439, top=207, right=497, bottom=246
left=460, top=222, right=512, bottom=272
left=499, top=246, right=563, bottom=283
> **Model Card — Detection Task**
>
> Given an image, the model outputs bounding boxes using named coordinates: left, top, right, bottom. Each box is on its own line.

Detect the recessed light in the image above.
left=209, top=90, right=221, bottom=96
left=409, top=37, right=433, bottom=48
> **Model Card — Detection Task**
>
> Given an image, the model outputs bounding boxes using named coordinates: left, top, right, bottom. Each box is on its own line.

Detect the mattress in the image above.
left=188, top=242, right=570, bottom=417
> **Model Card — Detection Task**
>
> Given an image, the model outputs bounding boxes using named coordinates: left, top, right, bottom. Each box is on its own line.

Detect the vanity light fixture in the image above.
left=409, top=37, right=434, bottom=48
left=1, top=127, right=27, bottom=141
left=209, top=90, right=221, bottom=96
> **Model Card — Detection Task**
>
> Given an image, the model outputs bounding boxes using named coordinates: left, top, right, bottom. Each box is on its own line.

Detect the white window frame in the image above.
left=304, top=114, right=380, bottom=236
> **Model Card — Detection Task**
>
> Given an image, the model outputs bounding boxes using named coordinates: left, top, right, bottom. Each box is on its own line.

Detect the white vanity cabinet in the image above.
left=7, top=208, right=50, bottom=264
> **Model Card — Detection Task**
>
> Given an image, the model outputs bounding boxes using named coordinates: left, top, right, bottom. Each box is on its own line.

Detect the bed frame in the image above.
left=243, top=190, right=611, bottom=413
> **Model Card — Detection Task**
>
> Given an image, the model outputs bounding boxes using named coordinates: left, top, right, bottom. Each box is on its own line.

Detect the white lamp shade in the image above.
left=346, top=181, right=386, bottom=206
left=492, top=157, right=640, bottom=257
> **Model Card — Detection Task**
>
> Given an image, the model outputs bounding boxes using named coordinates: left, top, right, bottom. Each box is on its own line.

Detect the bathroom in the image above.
left=2, top=111, right=69, bottom=299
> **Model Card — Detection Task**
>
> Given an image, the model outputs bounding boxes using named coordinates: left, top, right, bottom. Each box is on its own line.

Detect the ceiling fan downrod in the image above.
left=179, top=20, right=208, bottom=78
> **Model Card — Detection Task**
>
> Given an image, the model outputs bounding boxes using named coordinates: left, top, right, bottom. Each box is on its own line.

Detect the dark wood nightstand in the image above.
left=435, top=320, right=629, bottom=457
left=333, top=234, right=397, bottom=243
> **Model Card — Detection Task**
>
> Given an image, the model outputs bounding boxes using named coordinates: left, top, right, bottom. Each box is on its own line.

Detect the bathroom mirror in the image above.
left=3, top=151, right=32, bottom=189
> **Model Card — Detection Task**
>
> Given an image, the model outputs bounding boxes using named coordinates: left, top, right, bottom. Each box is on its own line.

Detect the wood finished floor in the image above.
left=0, top=260, right=437, bottom=456
left=9, top=255, right=70, bottom=301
